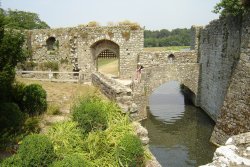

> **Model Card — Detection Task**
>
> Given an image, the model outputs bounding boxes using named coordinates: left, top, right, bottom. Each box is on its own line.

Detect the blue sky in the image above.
left=1, top=0, right=220, bottom=30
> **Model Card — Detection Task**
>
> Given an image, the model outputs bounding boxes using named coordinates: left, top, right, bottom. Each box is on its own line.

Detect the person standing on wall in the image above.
left=136, top=62, right=144, bottom=82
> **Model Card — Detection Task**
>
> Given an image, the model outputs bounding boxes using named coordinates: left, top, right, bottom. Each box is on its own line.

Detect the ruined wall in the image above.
left=197, top=16, right=242, bottom=121
left=28, top=26, right=144, bottom=81
left=210, top=13, right=250, bottom=145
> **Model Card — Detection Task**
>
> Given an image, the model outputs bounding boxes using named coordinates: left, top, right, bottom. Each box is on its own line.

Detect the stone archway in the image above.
left=90, top=40, right=120, bottom=77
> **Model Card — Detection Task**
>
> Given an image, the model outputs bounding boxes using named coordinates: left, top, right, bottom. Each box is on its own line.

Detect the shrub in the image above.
left=118, top=20, right=141, bottom=30
left=50, top=154, right=92, bottom=167
left=85, top=131, right=111, bottom=159
left=17, top=61, right=38, bottom=70
left=47, top=103, right=60, bottom=115
left=0, top=103, right=24, bottom=131
left=86, top=21, right=100, bottom=27
left=60, top=58, right=69, bottom=64
left=23, top=116, right=41, bottom=133
left=72, top=96, right=108, bottom=133
left=1, top=154, right=22, bottom=167
left=18, top=134, right=56, bottom=167
left=22, top=84, right=47, bottom=115
left=39, top=61, right=59, bottom=71
left=46, top=121, right=84, bottom=158
left=116, top=134, right=144, bottom=167
left=11, top=81, right=26, bottom=109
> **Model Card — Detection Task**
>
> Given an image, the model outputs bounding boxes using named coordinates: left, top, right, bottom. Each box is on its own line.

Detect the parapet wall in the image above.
left=91, top=72, right=139, bottom=118
left=138, top=51, right=198, bottom=68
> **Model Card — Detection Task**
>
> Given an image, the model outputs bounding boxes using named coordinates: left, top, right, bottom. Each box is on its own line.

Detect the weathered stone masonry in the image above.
left=27, top=26, right=144, bottom=81
left=133, top=51, right=200, bottom=119
left=193, top=12, right=250, bottom=145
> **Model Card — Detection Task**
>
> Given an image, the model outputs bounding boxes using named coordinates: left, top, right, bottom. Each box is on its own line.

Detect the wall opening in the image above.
left=168, top=54, right=175, bottom=63
left=91, top=40, right=120, bottom=78
left=46, top=37, right=57, bottom=51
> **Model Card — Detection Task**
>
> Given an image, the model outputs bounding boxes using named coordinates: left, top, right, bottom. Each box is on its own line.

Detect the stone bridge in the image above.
left=92, top=50, right=200, bottom=120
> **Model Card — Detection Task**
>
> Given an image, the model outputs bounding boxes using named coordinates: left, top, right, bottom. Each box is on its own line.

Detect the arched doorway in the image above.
left=91, top=40, right=120, bottom=78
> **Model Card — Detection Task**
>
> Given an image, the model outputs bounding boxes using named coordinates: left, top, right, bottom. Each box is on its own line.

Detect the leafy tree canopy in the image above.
left=3, top=9, right=50, bottom=30
left=0, top=10, right=26, bottom=101
left=213, top=0, right=249, bottom=16
left=144, top=28, right=191, bottom=47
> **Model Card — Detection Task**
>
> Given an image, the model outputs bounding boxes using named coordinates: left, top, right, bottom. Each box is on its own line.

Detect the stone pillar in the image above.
left=190, top=26, right=203, bottom=53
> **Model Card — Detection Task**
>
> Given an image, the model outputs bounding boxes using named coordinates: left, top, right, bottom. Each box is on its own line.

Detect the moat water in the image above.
left=141, top=81, right=216, bottom=167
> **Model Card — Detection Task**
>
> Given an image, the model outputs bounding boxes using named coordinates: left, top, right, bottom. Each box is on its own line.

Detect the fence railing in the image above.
left=16, top=71, right=84, bottom=83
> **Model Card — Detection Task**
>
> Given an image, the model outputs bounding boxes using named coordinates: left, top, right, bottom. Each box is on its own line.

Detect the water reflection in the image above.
left=141, top=81, right=216, bottom=167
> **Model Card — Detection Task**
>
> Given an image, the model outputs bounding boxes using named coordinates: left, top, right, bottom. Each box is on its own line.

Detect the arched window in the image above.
left=46, top=37, right=56, bottom=51
left=168, top=54, right=175, bottom=63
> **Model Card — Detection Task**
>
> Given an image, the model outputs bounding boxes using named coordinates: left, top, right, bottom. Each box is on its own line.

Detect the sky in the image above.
left=1, top=0, right=220, bottom=30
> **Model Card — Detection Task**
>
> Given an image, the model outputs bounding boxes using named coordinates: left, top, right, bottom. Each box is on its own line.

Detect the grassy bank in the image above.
left=143, top=46, right=190, bottom=52
left=98, top=58, right=119, bottom=77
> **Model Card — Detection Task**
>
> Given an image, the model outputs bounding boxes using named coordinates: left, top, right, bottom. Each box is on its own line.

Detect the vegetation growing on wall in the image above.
left=121, top=31, right=131, bottom=41
left=118, top=20, right=141, bottom=30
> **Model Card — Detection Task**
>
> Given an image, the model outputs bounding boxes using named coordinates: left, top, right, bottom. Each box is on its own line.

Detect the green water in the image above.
left=141, top=81, right=216, bottom=167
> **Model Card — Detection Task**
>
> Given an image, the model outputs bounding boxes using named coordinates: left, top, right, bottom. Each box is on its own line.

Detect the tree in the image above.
left=0, top=10, right=26, bottom=102
left=213, top=0, right=248, bottom=16
left=144, top=28, right=191, bottom=47
left=4, top=9, right=50, bottom=30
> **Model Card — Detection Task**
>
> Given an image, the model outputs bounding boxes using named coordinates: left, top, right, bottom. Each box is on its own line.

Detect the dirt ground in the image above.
left=16, top=77, right=98, bottom=132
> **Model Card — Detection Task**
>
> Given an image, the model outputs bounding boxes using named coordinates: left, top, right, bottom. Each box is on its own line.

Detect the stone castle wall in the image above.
left=198, top=16, right=242, bottom=121
left=210, top=13, right=250, bottom=145
left=193, top=12, right=250, bottom=145
left=27, top=26, right=144, bottom=81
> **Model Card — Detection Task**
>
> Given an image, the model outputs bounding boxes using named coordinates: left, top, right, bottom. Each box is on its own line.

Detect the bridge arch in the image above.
left=144, top=64, right=200, bottom=106
left=148, top=80, right=197, bottom=106
left=90, top=39, right=120, bottom=76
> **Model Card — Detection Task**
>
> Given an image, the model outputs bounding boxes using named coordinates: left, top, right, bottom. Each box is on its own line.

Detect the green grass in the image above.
left=143, top=46, right=190, bottom=52
left=97, top=58, right=117, bottom=67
